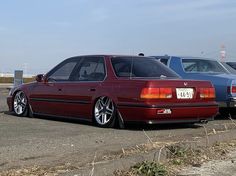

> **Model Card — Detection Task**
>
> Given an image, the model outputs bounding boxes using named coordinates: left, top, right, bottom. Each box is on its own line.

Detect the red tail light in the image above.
left=200, top=88, right=215, bottom=98
left=140, top=88, right=172, bottom=99
left=232, top=86, right=236, bottom=93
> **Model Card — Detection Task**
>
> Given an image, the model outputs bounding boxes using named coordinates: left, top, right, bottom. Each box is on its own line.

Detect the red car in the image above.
left=7, top=55, right=218, bottom=128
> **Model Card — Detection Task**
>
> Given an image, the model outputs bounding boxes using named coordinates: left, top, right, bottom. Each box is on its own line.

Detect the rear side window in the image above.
left=226, top=62, right=236, bottom=70
left=182, top=59, right=227, bottom=73
left=73, top=57, right=106, bottom=81
left=111, top=57, right=179, bottom=78
left=111, top=58, right=132, bottom=77
left=160, top=58, right=168, bottom=65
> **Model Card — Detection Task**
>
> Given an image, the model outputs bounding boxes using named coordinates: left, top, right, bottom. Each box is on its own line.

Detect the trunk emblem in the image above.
left=184, top=82, right=188, bottom=86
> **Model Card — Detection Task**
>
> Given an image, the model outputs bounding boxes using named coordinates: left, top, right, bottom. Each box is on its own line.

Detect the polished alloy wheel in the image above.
left=13, top=91, right=27, bottom=115
left=94, top=97, right=115, bottom=126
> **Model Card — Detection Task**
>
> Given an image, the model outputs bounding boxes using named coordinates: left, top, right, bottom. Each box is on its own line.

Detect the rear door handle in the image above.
left=89, top=88, right=96, bottom=92
left=58, top=88, right=62, bottom=91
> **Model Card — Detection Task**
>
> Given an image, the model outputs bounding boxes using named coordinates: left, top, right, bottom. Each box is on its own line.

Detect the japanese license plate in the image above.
left=176, top=88, right=194, bottom=99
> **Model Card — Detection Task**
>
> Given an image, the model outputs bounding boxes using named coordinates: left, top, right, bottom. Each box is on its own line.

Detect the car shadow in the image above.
left=34, top=114, right=203, bottom=131
left=123, top=122, right=202, bottom=131
left=3, top=111, right=203, bottom=131
left=33, top=114, right=95, bottom=127
left=214, top=113, right=236, bottom=120
left=3, top=111, right=231, bottom=131
left=2, top=111, right=12, bottom=115
left=2, top=111, right=94, bottom=126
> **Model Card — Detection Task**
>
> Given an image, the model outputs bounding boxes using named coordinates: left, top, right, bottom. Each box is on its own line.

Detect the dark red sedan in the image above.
left=7, top=55, right=218, bottom=128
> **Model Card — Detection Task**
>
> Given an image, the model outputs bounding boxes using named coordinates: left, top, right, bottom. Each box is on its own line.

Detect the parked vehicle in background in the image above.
left=7, top=55, right=218, bottom=128
left=225, top=62, right=236, bottom=71
left=221, top=62, right=236, bottom=74
left=153, top=56, right=236, bottom=113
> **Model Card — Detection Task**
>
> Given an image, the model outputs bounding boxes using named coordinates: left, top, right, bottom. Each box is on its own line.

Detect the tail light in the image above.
left=199, top=88, right=215, bottom=98
left=231, top=85, right=236, bottom=94
left=140, top=88, right=172, bottom=99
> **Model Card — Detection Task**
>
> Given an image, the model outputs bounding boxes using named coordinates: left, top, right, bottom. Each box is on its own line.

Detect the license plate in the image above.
left=176, top=88, right=194, bottom=99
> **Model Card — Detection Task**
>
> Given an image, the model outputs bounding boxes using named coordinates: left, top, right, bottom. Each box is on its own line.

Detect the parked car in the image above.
left=225, top=62, right=236, bottom=70
left=221, top=62, right=236, bottom=74
left=153, top=56, right=236, bottom=112
left=7, top=55, right=218, bottom=128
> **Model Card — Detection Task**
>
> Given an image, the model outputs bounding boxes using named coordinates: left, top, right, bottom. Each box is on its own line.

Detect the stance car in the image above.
left=153, top=56, right=236, bottom=111
left=7, top=55, right=218, bottom=128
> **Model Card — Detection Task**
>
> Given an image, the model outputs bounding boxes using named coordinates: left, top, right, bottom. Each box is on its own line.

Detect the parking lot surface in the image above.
left=1, top=88, right=236, bottom=175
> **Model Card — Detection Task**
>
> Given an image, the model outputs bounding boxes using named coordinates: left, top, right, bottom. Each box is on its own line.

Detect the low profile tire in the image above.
left=13, top=91, right=28, bottom=117
left=94, top=96, right=116, bottom=128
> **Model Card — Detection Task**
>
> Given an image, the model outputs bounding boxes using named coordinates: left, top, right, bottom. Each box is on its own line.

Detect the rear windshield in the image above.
left=182, top=59, right=228, bottom=73
left=111, top=57, right=179, bottom=78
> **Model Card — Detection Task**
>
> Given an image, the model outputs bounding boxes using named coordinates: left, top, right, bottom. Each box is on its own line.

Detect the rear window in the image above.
left=226, top=62, right=236, bottom=70
left=111, top=57, right=179, bottom=78
left=182, top=59, right=227, bottom=73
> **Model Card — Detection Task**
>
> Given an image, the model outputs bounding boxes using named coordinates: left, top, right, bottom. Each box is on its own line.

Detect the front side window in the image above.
left=111, top=57, right=179, bottom=78
left=73, top=57, right=106, bottom=81
left=182, top=59, right=227, bottom=73
left=47, top=60, right=78, bottom=81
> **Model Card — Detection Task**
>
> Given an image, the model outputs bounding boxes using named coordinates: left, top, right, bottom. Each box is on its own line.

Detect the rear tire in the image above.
left=93, top=97, right=116, bottom=128
left=13, top=91, right=28, bottom=117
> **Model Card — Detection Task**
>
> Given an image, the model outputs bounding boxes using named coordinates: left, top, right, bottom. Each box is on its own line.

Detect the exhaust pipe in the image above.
left=200, top=119, right=208, bottom=124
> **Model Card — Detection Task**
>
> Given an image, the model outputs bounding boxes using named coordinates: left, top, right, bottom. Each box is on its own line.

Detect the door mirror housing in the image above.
left=35, top=74, right=44, bottom=82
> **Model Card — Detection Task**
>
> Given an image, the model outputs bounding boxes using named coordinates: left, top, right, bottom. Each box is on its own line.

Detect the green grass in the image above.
left=132, top=161, right=168, bottom=176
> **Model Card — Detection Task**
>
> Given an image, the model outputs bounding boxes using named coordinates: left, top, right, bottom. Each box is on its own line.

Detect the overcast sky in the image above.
left=0, top=0, right=236, bottom=74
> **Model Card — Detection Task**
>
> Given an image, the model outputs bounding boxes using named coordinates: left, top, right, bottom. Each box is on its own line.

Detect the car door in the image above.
left=29, top=58, right=79, bottom=116
left=60, top=56, right=107, bottom=119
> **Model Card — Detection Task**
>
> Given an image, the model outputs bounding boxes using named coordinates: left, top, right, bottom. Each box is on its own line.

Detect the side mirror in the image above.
left=35, top=74, right=44, bottom=82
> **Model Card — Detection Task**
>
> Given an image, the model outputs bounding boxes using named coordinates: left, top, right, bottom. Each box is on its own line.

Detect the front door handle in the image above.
left=89, top=88, right=96, bottom=92
left=58, top=88, right=62, bottom=91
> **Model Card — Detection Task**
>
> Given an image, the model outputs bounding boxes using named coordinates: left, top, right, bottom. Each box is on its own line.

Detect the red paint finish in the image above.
left=7, top=55, right=219, bottom=124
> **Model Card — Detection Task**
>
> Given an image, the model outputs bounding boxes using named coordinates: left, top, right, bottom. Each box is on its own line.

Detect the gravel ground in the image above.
left=180, top=150, right=236, bottom=176
left=1, top=87, right=236, bottom=175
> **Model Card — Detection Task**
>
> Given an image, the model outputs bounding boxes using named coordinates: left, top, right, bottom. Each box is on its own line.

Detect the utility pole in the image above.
left=220, top=44, right=226, bottom=61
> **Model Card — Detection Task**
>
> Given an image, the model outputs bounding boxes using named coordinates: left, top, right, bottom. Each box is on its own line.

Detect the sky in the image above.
left=0, top=0, right=236, bottom=74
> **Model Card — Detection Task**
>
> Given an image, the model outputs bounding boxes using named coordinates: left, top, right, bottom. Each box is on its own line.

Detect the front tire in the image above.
left=94, top=97, right=116, bottom=128
left=13, top=91, right=28, bottom=117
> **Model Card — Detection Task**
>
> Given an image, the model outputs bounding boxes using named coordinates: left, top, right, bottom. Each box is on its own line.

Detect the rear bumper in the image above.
left=228, top=97, right=236, bottom=108
left=145, top=118, right=213, bottom=125
left=218, top=97, right=236, bottom=108
left=117, top=103, right=218, bottom=124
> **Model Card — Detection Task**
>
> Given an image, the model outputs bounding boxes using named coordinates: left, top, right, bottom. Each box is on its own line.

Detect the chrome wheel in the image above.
left=13, top=91, right=28, bottom=116
left=94, top=97, right=115, bottom=126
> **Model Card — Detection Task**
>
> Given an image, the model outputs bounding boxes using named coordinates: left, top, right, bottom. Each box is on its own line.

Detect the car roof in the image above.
left=155, top=55, right=219, bottom=61
left=67, top=55, right=155, bottom=60
left=176, top=56, right=219, bottom=61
